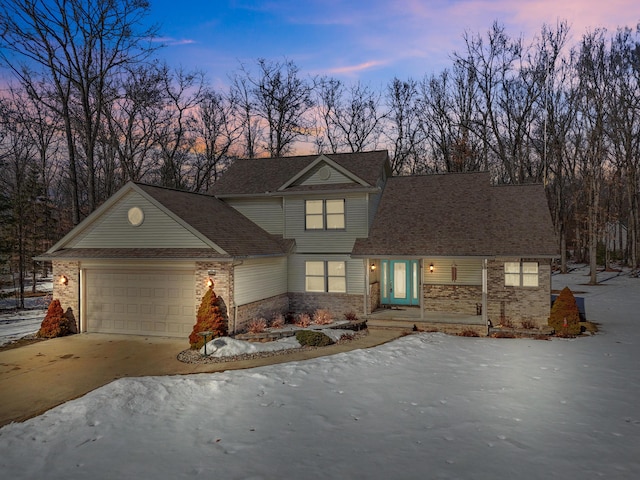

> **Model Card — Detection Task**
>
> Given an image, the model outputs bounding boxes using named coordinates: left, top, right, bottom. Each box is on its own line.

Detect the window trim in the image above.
left=305, top=260, right=347, bottom=293
left=305, top=199, right=346, bottom=231
left=504, top=261, right=539, bottom=287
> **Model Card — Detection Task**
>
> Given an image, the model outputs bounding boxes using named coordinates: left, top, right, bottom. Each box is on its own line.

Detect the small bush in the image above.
left=247, top=318, right=267, bottom=333
left=344, top=311, right=359, bottom=321
left=37, top=299, right=74, bottom=338
left=499, top=318, right=515, bottom=328
left=295, top=330, right=334, bottom=347
left=548, top=286, right=581, bottom=336
left=189, top=287, right=227, bottom=349
left=270, top=313, right=285, bottom=329
left=294, top=313, right=311, bottom=327
left=458, top=329, right=480, bottom=337
left=313, top=309, right=333, bottom=325
left=520, top=319, right=536, bottom=329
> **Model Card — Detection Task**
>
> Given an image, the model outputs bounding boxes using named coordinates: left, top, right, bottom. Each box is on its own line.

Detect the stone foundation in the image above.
left=288, top=292, right=364, bottom=319
left=423, top=284, right=482, bottom=315
left=233, top=293, right=290, bottom=333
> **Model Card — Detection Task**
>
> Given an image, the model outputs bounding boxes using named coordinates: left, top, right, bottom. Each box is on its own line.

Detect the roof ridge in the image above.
left=134, top=182, right=216, bottom=198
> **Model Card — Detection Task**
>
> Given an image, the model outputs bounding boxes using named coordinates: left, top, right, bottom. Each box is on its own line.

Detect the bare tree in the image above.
left=243, top=58, right=316, bottom=157
left=0, top=0, right=158, bottom=223
left=317, top=78, right=385, bottom=154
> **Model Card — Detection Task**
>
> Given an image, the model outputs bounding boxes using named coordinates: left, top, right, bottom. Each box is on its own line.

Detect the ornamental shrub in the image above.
left=294, top=312, right=311, bottom=327
left=37, top=299, right=74, bottom=338
left=295, top=330, right=334, bottom=347
left=247, top=317, right=267, bottom=334
left=189, top=287, right=227, bottom=349
left=270, top=313, right=285, bottom=329
left=548, top=286, right=581, bottom=336
left=312, top=309, right=333, bottom=325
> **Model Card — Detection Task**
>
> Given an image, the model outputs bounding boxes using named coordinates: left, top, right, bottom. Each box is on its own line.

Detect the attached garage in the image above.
left=84, top=268, right=195, bottom=337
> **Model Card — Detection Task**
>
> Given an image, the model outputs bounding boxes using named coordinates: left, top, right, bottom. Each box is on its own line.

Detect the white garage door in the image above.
left=85, top=269, right=195, bottom=337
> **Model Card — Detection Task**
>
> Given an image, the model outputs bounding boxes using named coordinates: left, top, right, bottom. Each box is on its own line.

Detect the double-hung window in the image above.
left=305, top=261, right=346, bottom=293
left=504, top=261, right=539, bottom=287
left=305, top=199, right=345, bottom=230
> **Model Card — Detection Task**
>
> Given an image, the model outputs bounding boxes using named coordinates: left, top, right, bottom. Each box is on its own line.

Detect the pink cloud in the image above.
left=323, top=60, right=388, bottom=76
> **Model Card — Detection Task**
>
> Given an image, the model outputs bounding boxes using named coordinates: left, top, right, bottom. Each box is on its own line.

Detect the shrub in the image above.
left=295, top=330, right=334, bottom=347
left=189, top=287, right=227, bottom=349
left=344, top=311, right=359, bottom=321
left=548, top=286, right=581, bottom=336
left=313, top=309, right=333, bottom=325
left=458, top=329, right=480, bottom=337
left=294, top=313, right=311, bottom=327
left=521, top=319, right=536, bottom=329
left=37, top=299, right=74, bottom=338
left=499, top=318, right=515, bottom=328
left=270, top=313, right=285, bottom=329
left=247, top=318, right=267, bottom=334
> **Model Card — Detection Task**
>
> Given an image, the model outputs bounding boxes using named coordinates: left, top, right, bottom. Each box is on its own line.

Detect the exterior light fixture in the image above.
left=206, top=277, right=214, bottom=288
left=370, top=263, right=376, bottom=272
left=429, top=263, right=434, bottom=273
left=59, top=275, right=68, bottom=285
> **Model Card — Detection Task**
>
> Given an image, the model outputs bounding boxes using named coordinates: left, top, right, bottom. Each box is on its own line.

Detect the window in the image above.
left=305, top=261, right=346, bottom=293
left=305, top=199, right=345, bottom=230
left=504, top=261, right=538, bottom=287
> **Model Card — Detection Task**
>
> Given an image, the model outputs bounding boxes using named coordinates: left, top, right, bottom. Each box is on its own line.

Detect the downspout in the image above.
left=364, top=258, right=369, bottom=317
left=420, top=259, right=424, bottom=320
left=482, top=258, right=488, bottom=334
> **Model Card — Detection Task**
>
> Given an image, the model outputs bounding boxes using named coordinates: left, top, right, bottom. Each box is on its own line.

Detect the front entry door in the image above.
left=381, top=260, right=419, bottom=306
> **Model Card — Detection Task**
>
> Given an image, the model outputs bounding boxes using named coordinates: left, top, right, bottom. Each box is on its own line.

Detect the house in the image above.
left=38, top=150, right=558, bottom=338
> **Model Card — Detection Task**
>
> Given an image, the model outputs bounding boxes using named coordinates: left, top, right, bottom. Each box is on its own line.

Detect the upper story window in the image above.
left=305, top=199, right=345, bottom=230
left=504, top=261, right=539, bottom=287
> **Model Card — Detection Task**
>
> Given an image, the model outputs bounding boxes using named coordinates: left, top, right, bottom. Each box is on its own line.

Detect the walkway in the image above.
left=0, top=328, right=402, bottom=427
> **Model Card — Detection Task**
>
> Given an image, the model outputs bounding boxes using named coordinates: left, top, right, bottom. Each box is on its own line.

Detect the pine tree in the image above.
left=189, top=286, right=227, bottom=349
left=37, top=299, right=74, bottom=338
left=548, top=286, right=582, bottom=336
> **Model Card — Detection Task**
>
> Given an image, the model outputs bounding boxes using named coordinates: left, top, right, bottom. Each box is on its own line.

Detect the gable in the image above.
left=294, top=161, right=355, bottom=186
left=66, top=190, right=212, bottom=250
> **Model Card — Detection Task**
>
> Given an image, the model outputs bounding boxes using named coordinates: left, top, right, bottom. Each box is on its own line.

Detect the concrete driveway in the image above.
left=0, top=329, right=401, bottom=427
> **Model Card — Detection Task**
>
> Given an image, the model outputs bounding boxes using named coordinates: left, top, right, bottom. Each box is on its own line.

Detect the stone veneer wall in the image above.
left=368, top=282, right=380, bottom=314
left=234, top=293, right=290, bottom=333
left=288, top=292, right=364, bottom=319
left=52, top=261, right=80, bottom=326
left=486, top=258, right=552, bottom=328
left=423, top=284, right=482, bottom=315
left=195, top=261, right=233, bottom=331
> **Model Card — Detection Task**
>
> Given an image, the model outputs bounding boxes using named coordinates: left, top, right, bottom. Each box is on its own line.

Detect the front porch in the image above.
left=365, top=306, right=488, bottom=336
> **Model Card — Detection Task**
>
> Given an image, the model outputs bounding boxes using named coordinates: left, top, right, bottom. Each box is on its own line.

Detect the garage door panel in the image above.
left=86, top=269, right=195, bottom=337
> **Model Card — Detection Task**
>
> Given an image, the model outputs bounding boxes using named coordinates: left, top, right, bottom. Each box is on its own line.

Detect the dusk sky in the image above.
left=148, top=0, right=640, bottom=88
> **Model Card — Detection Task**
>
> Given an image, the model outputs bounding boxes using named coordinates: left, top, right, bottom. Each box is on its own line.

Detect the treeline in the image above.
left=0, top=1, right=638, bottom=307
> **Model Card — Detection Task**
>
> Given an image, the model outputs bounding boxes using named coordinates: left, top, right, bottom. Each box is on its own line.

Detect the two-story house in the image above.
left=39, top=150, right=558, bottom=338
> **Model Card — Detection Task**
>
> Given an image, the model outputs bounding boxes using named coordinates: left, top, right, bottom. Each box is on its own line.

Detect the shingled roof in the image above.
left=352, top=173, right=558, bottom=257
left=135, top=184, right=292, bottom=257
left=211, top=150, right=389, bottom=196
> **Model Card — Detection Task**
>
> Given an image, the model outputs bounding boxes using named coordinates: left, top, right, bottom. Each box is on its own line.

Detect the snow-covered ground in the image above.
left=0, top=279, right=51, bottom=346
left=0, top=265, right=639, bottom=479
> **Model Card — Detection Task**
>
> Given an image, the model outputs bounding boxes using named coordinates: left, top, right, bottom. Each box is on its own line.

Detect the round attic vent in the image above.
left=127, top=207, right=145, bottom=226
left=318, top=165, right=331, bottom=180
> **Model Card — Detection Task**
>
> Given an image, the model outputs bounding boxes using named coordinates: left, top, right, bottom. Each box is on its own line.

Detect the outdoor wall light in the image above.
left=370, top=263, right=376, bottom=271
left=429, top=263, right=434, bottom=273
left=59, top=275, right=68, bottom=285
left=206, top=277, right=214, bottom=288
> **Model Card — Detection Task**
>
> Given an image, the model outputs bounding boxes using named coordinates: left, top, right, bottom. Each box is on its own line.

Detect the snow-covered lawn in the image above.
left=0, top=279, right=51, bottom=346
left=0, top=265, right=639, bottom=479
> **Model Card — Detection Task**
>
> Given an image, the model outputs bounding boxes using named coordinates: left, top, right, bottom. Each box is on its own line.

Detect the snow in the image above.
left=0, top=265, right=639, bottom=479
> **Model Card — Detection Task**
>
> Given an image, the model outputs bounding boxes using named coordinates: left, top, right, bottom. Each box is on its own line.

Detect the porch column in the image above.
left=363, top=258, right=369, bottom=317
left=482, top=258, right=488, bottom=328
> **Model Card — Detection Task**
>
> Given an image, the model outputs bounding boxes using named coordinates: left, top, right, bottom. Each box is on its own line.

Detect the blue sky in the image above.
left=148, top=0, right=639, bottom=88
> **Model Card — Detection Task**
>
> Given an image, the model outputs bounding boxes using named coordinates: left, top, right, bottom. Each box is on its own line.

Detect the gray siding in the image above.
left=68, top=191, right=210, bottom=249
left=423, top=257, right=482, bottom=285
left=298, top=163, right=354, bottom=186
left=284, top=194, right=369, bottom=253
left=234, top=257, right=288, bottom=305
left=288, top=254, right=364, bottom=294
left=224, top=198, right=283, bottom=235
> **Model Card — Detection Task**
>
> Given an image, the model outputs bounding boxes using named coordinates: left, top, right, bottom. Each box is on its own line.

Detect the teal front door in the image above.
left=381, top=260, right=420, bottom=306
